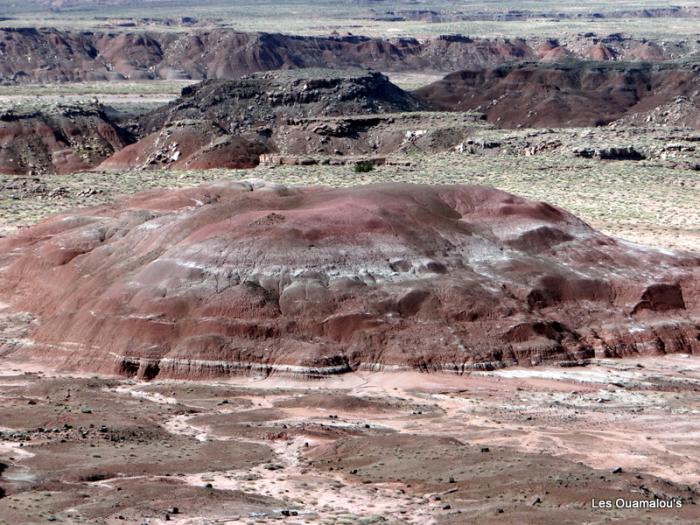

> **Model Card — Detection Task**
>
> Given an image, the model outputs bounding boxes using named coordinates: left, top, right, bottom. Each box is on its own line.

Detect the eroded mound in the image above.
left=100, top=120, right=268, bottom=171
left=0, top=181, right=697, bottom=378
left=414, top=61, right=700, bottom=128
left=0, top=104, right=133, bottom=175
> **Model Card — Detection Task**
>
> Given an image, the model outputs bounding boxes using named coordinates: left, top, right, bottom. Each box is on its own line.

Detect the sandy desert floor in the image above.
left=1, top=355, right=699, bottom=524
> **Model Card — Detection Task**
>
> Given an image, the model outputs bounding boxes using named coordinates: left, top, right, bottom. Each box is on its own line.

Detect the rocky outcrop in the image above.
left=573, top=146, right=645, bottom=161
left=138, top=69, right=426, bottom=134
left=101, top=69, right=425, bottom=171
left=614, top=96, right=700, bottom=129
left=0, top=104, right=133, bottom=175
left=414, top=62, right=700, bottom=128
left=0, top=181, right=697, bottom=379
left=0, top=28, right=532, bottom=84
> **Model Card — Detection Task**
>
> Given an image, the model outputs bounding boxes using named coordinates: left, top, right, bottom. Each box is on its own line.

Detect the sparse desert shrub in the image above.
left=354, top=161, right=375, bottom=173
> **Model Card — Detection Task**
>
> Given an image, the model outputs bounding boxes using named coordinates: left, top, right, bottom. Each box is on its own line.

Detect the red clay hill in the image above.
left=414, top=61, right=700, bottom=128
left=0, top=181, right=697, bottom=379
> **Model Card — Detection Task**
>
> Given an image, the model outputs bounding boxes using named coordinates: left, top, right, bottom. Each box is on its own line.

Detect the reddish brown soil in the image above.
left=587, top=43, right=618, bottom=61
left=535, top=40, right=571, bottom=62
left=308, top=433, right=698, bottom=524
left=0, top=181, right=697, bottom=379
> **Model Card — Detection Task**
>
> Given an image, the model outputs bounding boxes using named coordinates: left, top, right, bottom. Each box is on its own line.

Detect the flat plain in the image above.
left=1, top=355, right=699, bottom=524
left=1, top=0, right=700, bottom=40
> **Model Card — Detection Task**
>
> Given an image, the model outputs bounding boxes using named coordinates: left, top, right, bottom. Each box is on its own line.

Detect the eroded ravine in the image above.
left=106, top=356, right=700, bottom=523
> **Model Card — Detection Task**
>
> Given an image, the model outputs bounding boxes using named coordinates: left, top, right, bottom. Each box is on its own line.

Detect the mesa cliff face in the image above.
left=138, top=69, right=427, bottom=133
left=0, top=181, right=697, bottom=378
left=0, top=28, right=695, bottom=85
left=0, top=29, right=534, bottom=84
